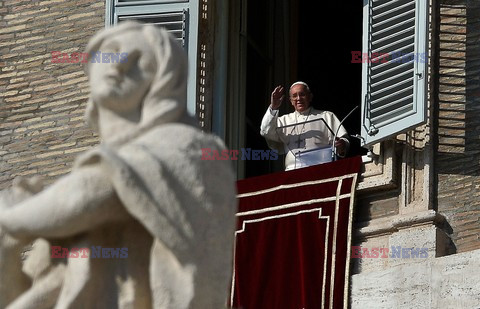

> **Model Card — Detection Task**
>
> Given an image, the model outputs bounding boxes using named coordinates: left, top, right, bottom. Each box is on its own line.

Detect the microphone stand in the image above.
left=332, top=105, right=359, bottom=161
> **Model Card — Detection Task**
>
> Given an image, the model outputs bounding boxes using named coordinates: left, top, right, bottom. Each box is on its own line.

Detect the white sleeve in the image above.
left=260, top=107, right=286, bottom=154
left=260, top=107, right=282, bottom=142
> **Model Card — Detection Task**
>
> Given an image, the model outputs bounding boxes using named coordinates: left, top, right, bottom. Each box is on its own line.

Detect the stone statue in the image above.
left=0, top=22, right=237, bottom=308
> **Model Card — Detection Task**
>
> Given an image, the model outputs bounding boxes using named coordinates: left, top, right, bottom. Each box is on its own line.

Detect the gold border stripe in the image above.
left=236, top=193, right=351, bottom=217
left=237, top=173, right=358, bottom=198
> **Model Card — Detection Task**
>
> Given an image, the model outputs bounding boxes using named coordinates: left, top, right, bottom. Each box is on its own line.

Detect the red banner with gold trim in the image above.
left=230, top=156, right=362, bottom=309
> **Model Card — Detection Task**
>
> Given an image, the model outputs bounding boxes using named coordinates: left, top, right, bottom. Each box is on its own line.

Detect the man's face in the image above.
left=289, top=84, right=312, bottom=113
left=88, top=30, right=156, bottom=114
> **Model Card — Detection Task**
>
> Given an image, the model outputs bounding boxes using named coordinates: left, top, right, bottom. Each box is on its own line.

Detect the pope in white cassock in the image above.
left=260, top=81, right=349, bottom=170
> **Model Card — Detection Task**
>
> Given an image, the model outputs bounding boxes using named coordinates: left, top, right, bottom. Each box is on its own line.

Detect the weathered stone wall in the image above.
left=0, top=0, right=104, bottom=189
left=436, top=0, right=480, bottom=253
left=351, top=249, right=480, bottom=308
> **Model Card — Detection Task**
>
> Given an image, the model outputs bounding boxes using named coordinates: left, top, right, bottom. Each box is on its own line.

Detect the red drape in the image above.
left=231, top=156, right=362, bottom=309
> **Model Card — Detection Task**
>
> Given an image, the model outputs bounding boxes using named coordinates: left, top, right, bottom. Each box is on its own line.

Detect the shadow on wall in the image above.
left=436, top=0, right=480, bottom=175
left=435, top=0, right=480, bottom=253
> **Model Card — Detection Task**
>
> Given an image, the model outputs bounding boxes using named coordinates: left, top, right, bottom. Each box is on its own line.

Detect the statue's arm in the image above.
left=0, top=165, right=130, bottom=240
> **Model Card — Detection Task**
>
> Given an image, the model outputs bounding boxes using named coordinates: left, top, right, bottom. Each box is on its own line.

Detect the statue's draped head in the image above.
left=83, top=21, right=188, bottom=134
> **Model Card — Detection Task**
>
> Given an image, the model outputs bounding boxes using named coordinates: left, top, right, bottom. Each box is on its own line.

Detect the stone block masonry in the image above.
left=0, top=0, right=105, bottom=189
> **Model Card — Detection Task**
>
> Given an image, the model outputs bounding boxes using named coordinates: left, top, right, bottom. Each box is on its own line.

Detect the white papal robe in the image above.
left=260, top=106, right=349, bottom=170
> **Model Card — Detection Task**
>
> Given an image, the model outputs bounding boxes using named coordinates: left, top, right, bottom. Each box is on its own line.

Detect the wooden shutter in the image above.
left=361, top=0, right=428, bottom=146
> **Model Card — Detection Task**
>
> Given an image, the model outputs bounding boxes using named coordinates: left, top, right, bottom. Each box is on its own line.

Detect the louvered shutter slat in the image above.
left=371, top=85, right=413, bottom=109
left=371, top=77, right=412, bottom=98
left=371, top=102, right=414, bottom=124
left=371, top=68, right=414, bottom=89
left=118, top=11, right=187, bottom=47
left=372, top=34, right=414, bottom=54
left=371, top=59, right=413, bottom=76
left=361, top=0, right=428, bottom=146
left=372, top=17, right=415, bottom=39
left=372, top=94, right=414, bottom=120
